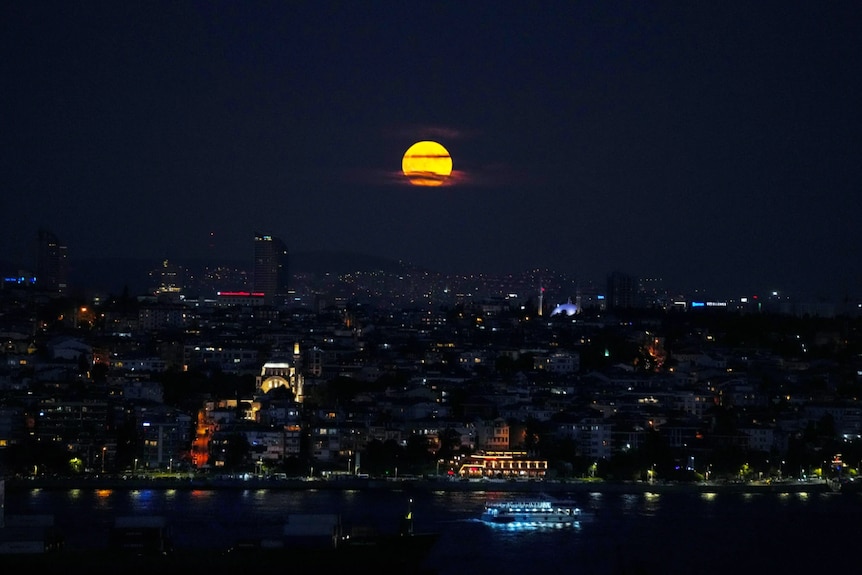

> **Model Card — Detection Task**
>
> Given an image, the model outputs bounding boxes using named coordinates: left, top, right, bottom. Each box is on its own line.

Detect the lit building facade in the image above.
left=136, top=407, right=194, bottom=470
left=457, top=451, right=549, bottom=479
left=477, top=417, right=510, bottom=451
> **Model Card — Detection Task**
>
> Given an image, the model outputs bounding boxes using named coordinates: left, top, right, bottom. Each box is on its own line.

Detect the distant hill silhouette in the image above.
left=56, top=251, right=414, bottom=296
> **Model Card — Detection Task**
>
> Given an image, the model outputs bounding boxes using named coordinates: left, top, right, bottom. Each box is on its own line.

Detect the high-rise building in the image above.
left=149, top=259, right=185, bottom=301
left=606, top=271, right=639, bottom=310
left=36, top=229, right=68, bottom=294
left=253, top=233, right=289, bottom=305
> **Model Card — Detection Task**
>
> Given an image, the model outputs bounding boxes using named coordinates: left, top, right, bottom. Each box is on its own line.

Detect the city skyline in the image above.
left=2, top=2, right=861, bottom=300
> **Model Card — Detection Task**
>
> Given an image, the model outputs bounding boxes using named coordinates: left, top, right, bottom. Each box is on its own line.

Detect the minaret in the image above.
left=293, top=341, right=302, bottom=370
left=293, top=342, right=304, bottom=402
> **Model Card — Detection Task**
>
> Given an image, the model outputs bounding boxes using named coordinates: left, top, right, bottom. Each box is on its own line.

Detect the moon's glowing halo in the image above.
left=401, top=141, right=453, bottom=186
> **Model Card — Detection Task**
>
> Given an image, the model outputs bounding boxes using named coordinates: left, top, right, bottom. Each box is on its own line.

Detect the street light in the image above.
left=101, top=446, right=107, bottom=474
left=134, top=458, right=138, bottom=473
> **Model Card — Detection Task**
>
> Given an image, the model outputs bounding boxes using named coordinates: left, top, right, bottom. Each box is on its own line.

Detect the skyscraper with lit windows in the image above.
left=253, top=233, right=289, bottom=306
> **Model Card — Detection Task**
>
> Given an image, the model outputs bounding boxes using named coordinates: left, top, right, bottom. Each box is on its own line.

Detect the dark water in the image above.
left=6, top=486, right=862, bottom=574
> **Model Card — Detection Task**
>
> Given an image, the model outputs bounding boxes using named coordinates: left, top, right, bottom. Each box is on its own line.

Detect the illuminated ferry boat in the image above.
left=480, top=498, right=581, bottom=528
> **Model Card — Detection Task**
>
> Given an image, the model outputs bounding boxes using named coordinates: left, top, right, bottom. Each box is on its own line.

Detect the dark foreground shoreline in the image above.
left=3, top=475, right=833, bottom=495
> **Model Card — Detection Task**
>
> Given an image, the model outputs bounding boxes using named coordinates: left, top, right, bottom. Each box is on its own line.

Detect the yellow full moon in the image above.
left=401, top=141, right=453, bottom=186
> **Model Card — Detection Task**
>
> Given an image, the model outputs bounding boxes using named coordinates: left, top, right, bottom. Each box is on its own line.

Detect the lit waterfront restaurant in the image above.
left=457, top=451, right=548, bottom=479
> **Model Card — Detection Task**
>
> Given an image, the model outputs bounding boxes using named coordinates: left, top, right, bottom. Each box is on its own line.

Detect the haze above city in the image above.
left=2, top=2, right=861, bottom=300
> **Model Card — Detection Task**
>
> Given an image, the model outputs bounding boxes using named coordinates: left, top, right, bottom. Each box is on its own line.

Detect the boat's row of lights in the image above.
left=492, top=506, right=578, bottom=514
left=487, top=521, right=581, bottom=530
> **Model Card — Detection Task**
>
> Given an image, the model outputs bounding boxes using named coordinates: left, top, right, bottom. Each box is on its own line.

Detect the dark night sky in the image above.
left=2, top=1, right=861, bottom=300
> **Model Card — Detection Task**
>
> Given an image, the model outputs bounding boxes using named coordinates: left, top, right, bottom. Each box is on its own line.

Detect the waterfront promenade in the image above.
left=3, top=474, right=831, bottom=495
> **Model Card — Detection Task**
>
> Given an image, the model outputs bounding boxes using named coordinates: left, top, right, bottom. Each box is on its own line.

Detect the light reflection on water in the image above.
left=641, top=491, right=661, bottom=516
left=619, top=492, right=639, bottom=512
left=6, top=487, right=862, bottom=574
